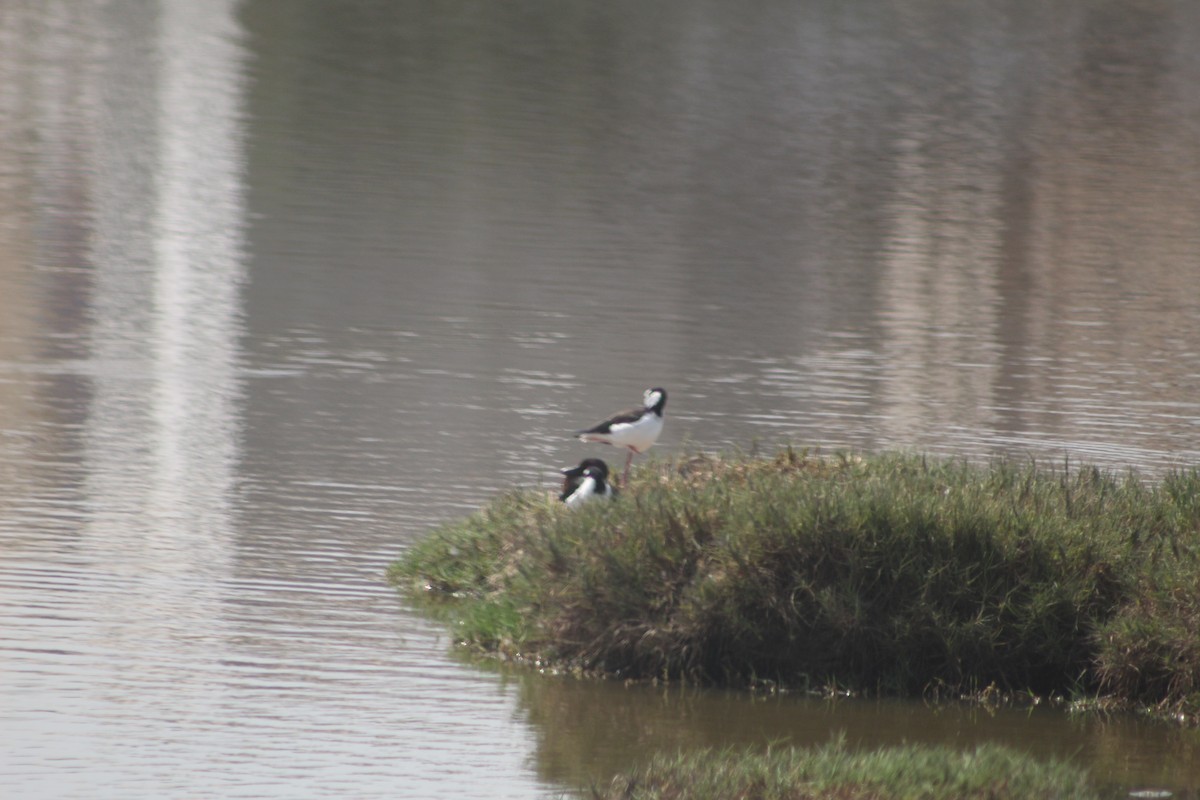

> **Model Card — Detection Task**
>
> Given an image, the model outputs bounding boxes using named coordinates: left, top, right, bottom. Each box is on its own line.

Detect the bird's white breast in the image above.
left=607, top=412, right=663, bottom=453
left=565, top=476, right=599, bottom=509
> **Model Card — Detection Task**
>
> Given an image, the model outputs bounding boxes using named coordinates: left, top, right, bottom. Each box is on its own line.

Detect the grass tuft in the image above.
left=390, top=450, right=1200, bottom=723
left=591, top=739, right=1098, bottom=800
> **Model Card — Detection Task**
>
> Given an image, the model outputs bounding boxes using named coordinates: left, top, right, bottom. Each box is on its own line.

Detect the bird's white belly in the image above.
left=606, top=413, right=662, bottom=453
left=565, top=476, right=599, bottom=508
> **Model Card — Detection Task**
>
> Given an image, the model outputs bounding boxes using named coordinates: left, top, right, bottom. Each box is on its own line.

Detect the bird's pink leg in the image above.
left=622, top=449, right=634, bottom=485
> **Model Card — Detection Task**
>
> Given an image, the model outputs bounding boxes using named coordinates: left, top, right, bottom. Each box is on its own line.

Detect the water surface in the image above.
left=2, top=1, right=1200, bottom=797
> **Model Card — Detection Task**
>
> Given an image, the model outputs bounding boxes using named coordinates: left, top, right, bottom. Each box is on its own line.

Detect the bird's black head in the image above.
left=581, top=465, right=606, bottom=486
left=643, top=387, right=668, bottom=414
left=561, top=457, right=609, bottom=478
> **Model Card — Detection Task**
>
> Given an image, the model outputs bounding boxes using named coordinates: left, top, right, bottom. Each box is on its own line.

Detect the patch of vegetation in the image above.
left=589, top=739, right=1099, bottom=800
left=389, top=450, right=1200, bottom=724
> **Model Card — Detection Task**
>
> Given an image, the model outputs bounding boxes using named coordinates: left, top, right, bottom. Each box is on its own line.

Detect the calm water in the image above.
left=2, top=1, right=1200, bottom=797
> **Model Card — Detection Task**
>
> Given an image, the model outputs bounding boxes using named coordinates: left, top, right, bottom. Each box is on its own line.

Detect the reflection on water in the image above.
left=0, top=3, right=553, bottom=799
left=513, top=670, right=1200, bottom=795
left=81, top=0, right=245, bottom=659
left=1, top=1, right=1200, bottom=798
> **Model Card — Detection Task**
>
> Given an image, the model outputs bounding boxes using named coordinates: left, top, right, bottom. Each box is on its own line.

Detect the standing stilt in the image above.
left=575, top=388, right=668, bottom=487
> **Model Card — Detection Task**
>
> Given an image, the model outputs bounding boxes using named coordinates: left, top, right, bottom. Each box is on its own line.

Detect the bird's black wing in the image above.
left=559, top=475, right=581, bottom=501
left=575, top=406, right=643, bottom=436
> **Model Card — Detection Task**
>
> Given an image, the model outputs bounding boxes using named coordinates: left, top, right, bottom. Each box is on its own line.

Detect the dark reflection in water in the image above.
left=1, top=0, right=1199, bottom=798
left=510, top=668, right=1200, bottom=795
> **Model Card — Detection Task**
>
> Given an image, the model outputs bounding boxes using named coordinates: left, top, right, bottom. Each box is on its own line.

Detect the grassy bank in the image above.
left=592, top=739, right=1098, bottom=800
left=390, top=450, right=1200, bottom=724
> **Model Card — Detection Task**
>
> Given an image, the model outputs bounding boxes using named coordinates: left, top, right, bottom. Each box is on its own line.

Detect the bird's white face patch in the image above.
left=644, top=390, right=663, bottom=409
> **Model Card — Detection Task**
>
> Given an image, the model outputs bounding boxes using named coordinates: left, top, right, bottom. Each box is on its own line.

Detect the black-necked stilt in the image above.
left=560, top=457, right=614, bottom=501
left=561, top=462, right=615, bottom=509
left=575, top=387, right=667, bottom=484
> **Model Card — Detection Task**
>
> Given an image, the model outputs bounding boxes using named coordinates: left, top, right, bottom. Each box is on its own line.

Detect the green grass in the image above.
left=590, top=739, right=1098, bottom=800
left=390, top=450, right=1200, bottom=724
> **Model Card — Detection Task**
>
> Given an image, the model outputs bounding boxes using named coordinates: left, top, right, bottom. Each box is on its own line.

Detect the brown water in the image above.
left=2, top=1, right=1200, bottom=797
